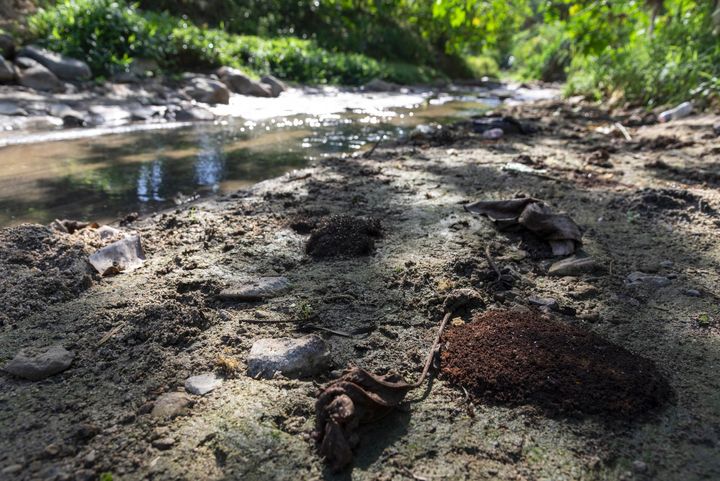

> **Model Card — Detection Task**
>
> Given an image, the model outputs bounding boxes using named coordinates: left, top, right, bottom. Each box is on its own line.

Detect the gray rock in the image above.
left=15, top=56, right=40, bottom=69
left=173, top=105, right=215, bottom=122
left=0, top=101, right=26, bottom=116
left=247, top=335, right=330, bottom=379
left=684, top=288, right=702, bottom=297
left=184, top=373, right=222, bottom=395
left=217, top=67, right=272, bottom=97
left=88, top=105, right=132, bottom=126
left=1, top=464, right=23, bottom=475
left=0, top=33, right=15, bottom=58
left=260, top=75, right=286, bottom=97
left=18, top=45, right=91, bottom=81
left=528, top=296, right=558, bottom=310
left=16, top=61, right=63, bottom=92
left=49, top=103, right=87, bottom=127
left=182, top=76, right=230, bottom=105
left=218, top=276, right=290, bottom=301
left=3, top=345, right=74, bottom=381
left=0, top=54, right=14, bottom=83
left=548, top=255, right=598, bottom=277
left=129, top=104, right=163, bottom=121
left=632, top=460, right=648, bottom=473
left=151, top=392, right=193, bottom=419
left=625, top=271, right=671, bottom=288
left=152, top=437, right=176, bottom=450
left=364, top=78, right=399, bottom=92
left=88, top=235, right=145, bottom=275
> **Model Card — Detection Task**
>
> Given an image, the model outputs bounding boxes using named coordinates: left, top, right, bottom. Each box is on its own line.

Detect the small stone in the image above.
left=151, top=392, right=193, bottom=419
left=632, top=460, right=648, bottom=473
left=684, top=289, right=701, bottom=297
left=218, top=276, right=290, bottom=301
left=659, top=260, right=673, bottom=268
left=528, top=296, right=558, bottom=310
left=548, top=255, right=598, bottom=277
left=83, top=450, right=97, bottom=466
left=184, top=373, right=222, bottom=396
left=3, top=345, right=74, bottom=381
left=44, top=443, right=61, bottom=457
left=152, top=437, right=176, bottom=450
left=625, top=271, right=671, bottom=288
left=2, top=464, right=23, bottom=475
left=247, top=335, right=330, bottom=379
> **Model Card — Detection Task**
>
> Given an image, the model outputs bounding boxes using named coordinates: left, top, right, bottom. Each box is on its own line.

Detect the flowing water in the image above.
left=0, top=86, right=555, bottom=227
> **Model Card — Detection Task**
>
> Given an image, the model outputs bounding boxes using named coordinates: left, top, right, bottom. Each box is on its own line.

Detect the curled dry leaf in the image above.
left=314, top=367, right=412, bottom=471
left=465, top=198, right=582, bottom=256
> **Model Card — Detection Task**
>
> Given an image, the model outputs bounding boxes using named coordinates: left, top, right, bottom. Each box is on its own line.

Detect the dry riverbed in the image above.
left=1, top=98, right=719, bottom=481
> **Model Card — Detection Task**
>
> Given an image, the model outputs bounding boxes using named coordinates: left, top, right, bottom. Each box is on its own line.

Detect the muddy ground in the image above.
left=1, top=98, right=719, bottom=481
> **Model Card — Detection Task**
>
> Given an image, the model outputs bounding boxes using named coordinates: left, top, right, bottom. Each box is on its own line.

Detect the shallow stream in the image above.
left=0, top=85, right=555, bottom=226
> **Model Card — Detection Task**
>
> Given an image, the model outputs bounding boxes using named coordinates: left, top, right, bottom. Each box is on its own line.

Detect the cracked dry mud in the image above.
left=1, top=99, right=720, bottom=481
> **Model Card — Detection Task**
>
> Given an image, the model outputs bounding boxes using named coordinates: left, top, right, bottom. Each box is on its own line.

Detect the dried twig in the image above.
left=410, top=311, right=453, bottom=388
left=614, top=122, right=633, bottom=141
left=362, top=136, right=383, bottom=158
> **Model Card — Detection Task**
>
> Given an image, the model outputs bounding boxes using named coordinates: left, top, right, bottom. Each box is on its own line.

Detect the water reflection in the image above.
left=0, top=98, right=495, bottom=226
left=194, top=134, right=225, bottom=191
left=137, top=160, right=165, bottom=202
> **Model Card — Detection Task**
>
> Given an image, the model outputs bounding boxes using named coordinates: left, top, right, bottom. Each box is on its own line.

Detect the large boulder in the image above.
left=0, top=33, right=15, bottom=59
left=217, top=67, right=272, bottom=97
left=0, top=54, right=15, bottom=83
left=182, top=76, right=230, bottom=105
left=260, top=75, right=286, bottom=97
left=18, top=45, right=91, bottom=81
left=15, top=57, right=63, bottom=92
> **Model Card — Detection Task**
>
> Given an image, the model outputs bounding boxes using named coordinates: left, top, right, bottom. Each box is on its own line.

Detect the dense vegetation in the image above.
left=18, top=0, right=720, bottom=105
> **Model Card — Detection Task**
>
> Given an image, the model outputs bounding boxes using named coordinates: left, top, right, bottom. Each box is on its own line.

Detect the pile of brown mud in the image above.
left=305, top=215, right=382, bottom=258
left=0, top=225, right=94, bottom=326
left=441, top=310, right=672, bottom=418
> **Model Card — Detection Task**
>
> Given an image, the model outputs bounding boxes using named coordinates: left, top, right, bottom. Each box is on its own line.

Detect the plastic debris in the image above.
left=658, top=101, right=693, bottom=123
left=88, top=235, right=145, bottom=276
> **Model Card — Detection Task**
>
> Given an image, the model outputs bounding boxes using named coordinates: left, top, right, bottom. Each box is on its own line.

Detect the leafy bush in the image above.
left=28, top=0, right=175, bottom=75
left=26, top=0, right=442, bottom=85
left=511, top=23, right=568, bottom=82
left=463, top=55, right=500, bottom=79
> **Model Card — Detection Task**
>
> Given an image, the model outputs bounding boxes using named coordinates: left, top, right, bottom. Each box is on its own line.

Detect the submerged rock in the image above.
left=247, top=335, right=330, bottom=379
left=3, top=345, right=74, bottom=381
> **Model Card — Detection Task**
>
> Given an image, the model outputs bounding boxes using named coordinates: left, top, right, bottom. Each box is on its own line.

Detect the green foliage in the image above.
left=26, top=0, right=445, bottom=84
left=463, top=55, right=500, bottom=79
left=511, top=23, right=569, bottom=82
left=28, top=0, right=175, bottom=75
left=98, top=473, right=113, bottom=481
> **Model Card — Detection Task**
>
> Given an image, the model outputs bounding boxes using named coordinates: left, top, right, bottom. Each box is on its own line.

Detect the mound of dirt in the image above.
left=305, top=215, right=382, bottom=258
left=441, top=310, right=672, bottom=418
left=0, top=225, right=94, bottom=326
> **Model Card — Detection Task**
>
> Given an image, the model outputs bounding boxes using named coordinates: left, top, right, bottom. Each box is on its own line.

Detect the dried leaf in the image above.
left=314, top=367, right=412, bottom=471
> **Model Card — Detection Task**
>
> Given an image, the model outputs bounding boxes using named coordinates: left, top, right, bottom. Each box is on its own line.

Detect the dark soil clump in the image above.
left=0, top=225, right=94, bottom=326
left=306, top=215, right=382, bottom=258
left=441, top=310, right=672, bottom=418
